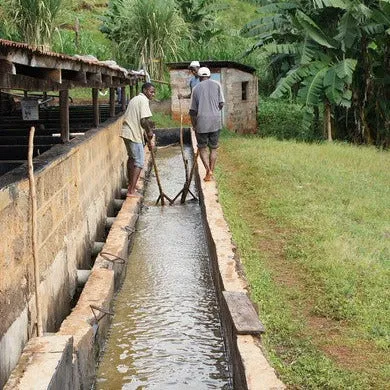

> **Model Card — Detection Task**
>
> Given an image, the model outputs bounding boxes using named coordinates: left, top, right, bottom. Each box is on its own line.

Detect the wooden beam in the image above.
left=46, top=68, right=62, bottom=83
left=92, top=88, right=99, bottom=127
left=102, top=74, right=112, bottom=85
left=0, top=59, right=16, bottom=74
left=109, top=87, right=115, bottom=117
left=130, top=84, right=135, bottom=99
left=121, top=86, right=126, bottom=111
left=87, top=72, right=102, bottom=84
left=59, top=89, right=69, bottom=143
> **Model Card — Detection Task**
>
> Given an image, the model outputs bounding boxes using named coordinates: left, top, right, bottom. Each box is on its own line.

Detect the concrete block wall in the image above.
left=222, top=68, right=258, bottom=134
left=170, top=67, right=258, bottom=134
left=0, top=117, right=127, bottom=388
left=170, top=69, right=192, bottom=124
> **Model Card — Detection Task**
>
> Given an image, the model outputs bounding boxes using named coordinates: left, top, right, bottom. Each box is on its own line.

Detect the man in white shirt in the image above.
left=189, top=67, right=224, bottom=181
left=121, top=82, right=155, bottom=197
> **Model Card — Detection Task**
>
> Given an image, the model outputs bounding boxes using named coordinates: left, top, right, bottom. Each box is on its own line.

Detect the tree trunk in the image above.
left=324, top=101, right=332, bottom=142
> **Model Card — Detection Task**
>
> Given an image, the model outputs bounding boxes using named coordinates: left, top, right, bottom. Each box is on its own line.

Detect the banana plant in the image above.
left=242, top=0, right=390, bottom=145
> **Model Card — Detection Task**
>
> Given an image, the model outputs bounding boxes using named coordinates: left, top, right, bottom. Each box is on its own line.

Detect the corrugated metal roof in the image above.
left=166, top=60, right=256, bottom=74
left=0, top=39, right=128, bottom=76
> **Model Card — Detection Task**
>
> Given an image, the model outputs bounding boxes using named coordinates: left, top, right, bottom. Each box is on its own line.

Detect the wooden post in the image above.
left=135, top=82, right=139, bottom=96
left=92, top=88, right=99, bottom=127
left=28, top=126, right=43, bottom=337
left=59, top=89, right=69, bottom=143
left=109, top=87, right=115, bottom=117
left=121, top=86, right=126, bottom=111
left=130, top=84, right=135, bottom=99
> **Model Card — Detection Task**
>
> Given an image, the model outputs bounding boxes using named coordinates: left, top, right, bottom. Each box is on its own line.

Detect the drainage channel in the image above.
left=94, top=142, right=233, bottom=389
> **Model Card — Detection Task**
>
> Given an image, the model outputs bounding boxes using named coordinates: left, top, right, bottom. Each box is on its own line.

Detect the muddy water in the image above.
left=95, top=145, right=232, bottom=389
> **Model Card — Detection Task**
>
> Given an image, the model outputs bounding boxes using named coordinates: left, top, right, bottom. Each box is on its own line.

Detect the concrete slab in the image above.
left=3, top=335, right=73, bottom=390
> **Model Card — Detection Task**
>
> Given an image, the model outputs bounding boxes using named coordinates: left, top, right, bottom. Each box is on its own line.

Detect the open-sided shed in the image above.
left=168, top=60, right=258, bottom=134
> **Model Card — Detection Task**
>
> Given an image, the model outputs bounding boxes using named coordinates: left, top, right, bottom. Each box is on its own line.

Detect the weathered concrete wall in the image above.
left=3, top=149, right=150, bottom=390
left=222, top=67, right=258, bottom=134
left=194, top=131, right=284, bottom=389
left=0, top=117, right=127, bottom=388
left=170, top=67, right=258, bottom=134
left=170, top=69, right=193, bottom=124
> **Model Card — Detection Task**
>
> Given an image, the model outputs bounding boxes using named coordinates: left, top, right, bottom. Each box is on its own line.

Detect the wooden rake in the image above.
left=146, top=135, right=173, bottom=206
left=172, top=98, right=198, bottom=204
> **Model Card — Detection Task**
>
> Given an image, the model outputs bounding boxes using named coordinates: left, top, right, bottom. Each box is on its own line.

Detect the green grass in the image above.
left=216, top=130, right=390, bottom=388
left=152, top=112, right=180, bottom=128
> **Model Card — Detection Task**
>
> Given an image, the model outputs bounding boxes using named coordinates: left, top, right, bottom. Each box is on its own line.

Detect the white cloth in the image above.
left=121, top=93, right=152, bottom=143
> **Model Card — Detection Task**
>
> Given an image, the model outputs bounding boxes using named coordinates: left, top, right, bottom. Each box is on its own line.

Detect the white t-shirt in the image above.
left=121, top=93, right=152, bottom=143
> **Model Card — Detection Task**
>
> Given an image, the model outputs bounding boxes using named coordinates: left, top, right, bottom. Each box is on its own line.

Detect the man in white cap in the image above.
left=189, top=66, right=225, bottom=181
left=178, top=60, right=200, bottom=99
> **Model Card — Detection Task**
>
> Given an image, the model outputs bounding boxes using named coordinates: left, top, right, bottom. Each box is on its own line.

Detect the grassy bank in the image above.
left=216, top=132, right=390, bottom=388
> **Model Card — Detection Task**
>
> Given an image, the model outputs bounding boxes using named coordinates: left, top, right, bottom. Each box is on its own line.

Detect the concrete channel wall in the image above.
left=3, top=129, right=285, bottom=389
left=0, top=116, right=127, bottom=388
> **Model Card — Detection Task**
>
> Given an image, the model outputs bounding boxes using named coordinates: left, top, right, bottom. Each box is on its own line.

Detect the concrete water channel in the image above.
left=95, top=140, right=232, bottom=389
left=3, top=128, right=285, bottom=389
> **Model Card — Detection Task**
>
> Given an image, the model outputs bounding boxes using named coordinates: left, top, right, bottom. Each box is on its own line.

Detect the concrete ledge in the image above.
left=192, top=131, right=285, bottom=389
left=3, top=335, right=73, bottom=390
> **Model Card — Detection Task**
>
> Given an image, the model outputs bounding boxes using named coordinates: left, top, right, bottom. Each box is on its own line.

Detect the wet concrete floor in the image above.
left=95, top=145, right=232, bottom=389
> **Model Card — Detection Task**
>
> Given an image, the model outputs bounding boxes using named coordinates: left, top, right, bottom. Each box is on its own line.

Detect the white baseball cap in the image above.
left=188, top=60, right=200, bottom=68
left=198, top=67, right=211, bottom=77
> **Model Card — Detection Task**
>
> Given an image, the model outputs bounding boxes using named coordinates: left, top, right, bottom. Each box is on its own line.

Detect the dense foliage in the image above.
left=242, top=0, right=390, bottom=146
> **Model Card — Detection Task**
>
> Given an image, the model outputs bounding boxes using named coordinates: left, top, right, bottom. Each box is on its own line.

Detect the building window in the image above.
left=242, top=81, right=248, bottom=100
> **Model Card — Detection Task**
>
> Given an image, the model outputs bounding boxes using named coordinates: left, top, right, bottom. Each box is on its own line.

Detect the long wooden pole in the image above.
left=146, top=136, right=173, bottom=206
left=28, top=126, right=43, bottom=336
left=179, top=98, right=189, bottom=182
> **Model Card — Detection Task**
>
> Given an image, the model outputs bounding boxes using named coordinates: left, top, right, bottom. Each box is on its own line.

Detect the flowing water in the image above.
left=95, top=144, right=232, bottom=389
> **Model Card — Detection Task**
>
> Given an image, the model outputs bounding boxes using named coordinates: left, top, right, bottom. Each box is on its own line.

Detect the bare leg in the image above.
left=209, top=147, right=217, bottom=174
left=127, top=157, right=142, bottom=196
left=127, top=157, right=134, bottom=187
left=199, top=147, right=210, bottom=176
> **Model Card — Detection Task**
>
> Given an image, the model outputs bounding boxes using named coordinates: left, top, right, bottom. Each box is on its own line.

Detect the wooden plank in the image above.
left=59, top=89, right=69, bottom=142
left=109, top=87, right=115, bottom=117
left=92, top=88, right=99, bottom=127
left=0, top=59, right=16, bottom=74
left=223, top=291, right=265, bottom=334
left=121, top=86, right=126, bottom=111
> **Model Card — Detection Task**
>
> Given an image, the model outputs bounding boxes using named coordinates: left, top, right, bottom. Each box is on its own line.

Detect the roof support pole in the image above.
left=59, top=89, right=69, bottom=143
left=109, top=87, right=115, bottom=117
left=92, top=88, right=99, bottom=127
left=121, top=86, right=126, bottom=111
left=130, top=84, right=135, bottom=99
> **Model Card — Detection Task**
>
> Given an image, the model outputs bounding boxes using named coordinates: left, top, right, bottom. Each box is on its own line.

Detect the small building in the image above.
left=167, top=60, right=258, bottom=134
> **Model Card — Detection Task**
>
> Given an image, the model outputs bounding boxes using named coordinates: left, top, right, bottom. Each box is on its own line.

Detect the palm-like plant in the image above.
left=5, top=0, right=63, bottom=49
left=242, top=0, right=390, bottom=145
left=101, top=0, right=188, bottom=79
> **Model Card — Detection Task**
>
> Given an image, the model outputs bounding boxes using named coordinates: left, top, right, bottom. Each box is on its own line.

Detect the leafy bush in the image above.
left=258, top=97, right=323, bottom=142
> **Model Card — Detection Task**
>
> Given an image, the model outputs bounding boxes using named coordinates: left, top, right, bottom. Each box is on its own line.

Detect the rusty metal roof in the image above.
left=0, top=39, right=144, bottom=91
left=0, top=39, right=126, bottom=74
left=166, top=60, right=256, bottom=74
